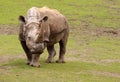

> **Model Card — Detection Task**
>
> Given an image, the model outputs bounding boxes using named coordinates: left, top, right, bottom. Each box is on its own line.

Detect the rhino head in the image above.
left=19, top=15, right=50, bottom=54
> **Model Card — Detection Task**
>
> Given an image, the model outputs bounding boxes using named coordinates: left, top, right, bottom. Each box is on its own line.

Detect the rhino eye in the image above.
left=35, top=41, right=39, bottom=44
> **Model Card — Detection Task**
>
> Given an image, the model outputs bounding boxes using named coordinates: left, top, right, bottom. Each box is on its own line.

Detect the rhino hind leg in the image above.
left=56, top=40, right=66, bottom=63
left=20, top=41, right=32, bottom=65
left=46, top=45, right=56, bottom=63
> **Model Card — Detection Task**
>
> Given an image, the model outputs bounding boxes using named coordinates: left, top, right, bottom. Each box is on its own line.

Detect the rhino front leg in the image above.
left=30, top=54, right=40, bottom=67
left=46, top=45, right=56, bottom=63
left=20, top=41, right=32, bottom=65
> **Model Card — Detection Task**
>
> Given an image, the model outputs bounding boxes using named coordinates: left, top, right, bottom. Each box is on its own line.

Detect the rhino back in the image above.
left=38, top=7, right=69, bottom=34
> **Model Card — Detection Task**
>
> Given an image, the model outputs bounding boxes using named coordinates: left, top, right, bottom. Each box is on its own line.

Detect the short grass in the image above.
left=0, top=0, right=120, bottom=28
left=0, top=35, right=120, bottom=82
left=0, top=0, right=120, bottom=82
left=0, top=35, right=23, bottom=55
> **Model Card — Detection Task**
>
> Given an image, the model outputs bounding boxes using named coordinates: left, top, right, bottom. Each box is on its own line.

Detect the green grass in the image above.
left=1, top=59, right=120, bottom=82
left=0, top=35, right=23, bottom=55
left=0, top=35, right=120, bottom=82
left=0, top=0, right=120, bottom=28
left=0, top=0, right=120, bottom=82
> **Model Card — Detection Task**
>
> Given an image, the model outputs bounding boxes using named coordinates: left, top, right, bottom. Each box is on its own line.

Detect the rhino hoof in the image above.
left=26, top=62, right=30, bottom=65
left=26, top=60, right=31, bottom=65
left=31, top=64, right=40, bottom=67
left=30, top=63, right=40, bottom=67
left=45, top=60, right=54, bottom=63
left=56, top=60, right=65, bottom=63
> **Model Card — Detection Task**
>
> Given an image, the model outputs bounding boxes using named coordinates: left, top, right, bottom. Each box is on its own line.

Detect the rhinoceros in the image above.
left=18, top=7, right=69, bottom=67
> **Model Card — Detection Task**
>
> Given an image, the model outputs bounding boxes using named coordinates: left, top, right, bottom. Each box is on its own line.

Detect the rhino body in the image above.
left=19, top=7, right=69, bottom=67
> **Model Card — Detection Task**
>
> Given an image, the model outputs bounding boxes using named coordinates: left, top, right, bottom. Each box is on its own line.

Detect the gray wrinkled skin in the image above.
left=24, top=23, right=45, bottom=54
left=19, top=7, right=69, bottom=67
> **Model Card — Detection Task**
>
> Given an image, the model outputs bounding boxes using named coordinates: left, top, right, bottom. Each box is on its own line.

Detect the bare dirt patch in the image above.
left=91, top=70, right=120, bottom=78
left=0, top=54, right=24, bottom=63
left=101, top=59, right=120, bottom=63
left=95, top=28, right=120, bottom=37
left=0, top=24, right=19, bottom=35
left=0, top=23, right=119, bottom=37
left=78, top=19, right=120, bottom=38
left=78, top=70, right=120, bottom=78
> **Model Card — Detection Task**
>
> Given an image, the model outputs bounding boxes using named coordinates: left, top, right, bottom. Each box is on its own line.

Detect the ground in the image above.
left=0, top=0, right=120, bottom=82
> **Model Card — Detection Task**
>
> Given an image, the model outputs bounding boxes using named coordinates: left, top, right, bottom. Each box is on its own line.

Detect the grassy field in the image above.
left=0, top=0, right=120, bottom=82
left=0, top=0, right=120, bottom=28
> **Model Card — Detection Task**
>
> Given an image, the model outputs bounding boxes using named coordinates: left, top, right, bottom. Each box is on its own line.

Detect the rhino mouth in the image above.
left=27, top=42, right=45, bottom=54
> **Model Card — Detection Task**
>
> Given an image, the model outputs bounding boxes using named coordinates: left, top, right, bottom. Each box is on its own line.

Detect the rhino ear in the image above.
left=19, top=15, right=25, bottom=23
left=42, top=16, right=48, bottom=22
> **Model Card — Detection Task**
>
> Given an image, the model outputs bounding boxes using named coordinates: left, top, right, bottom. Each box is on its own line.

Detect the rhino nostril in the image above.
left=27, top=37, right=30, bottom=40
